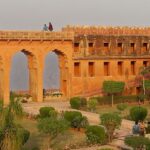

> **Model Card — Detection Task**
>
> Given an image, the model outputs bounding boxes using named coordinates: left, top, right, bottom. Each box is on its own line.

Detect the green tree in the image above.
left=103, top=81, right=125, bottom=107
left=100, top=113, right=122, bottom=142
left=88, top=98, right=98, bottom=112
left=37, top=118, right=69, bottom=150
left=130, top=106, right=148, bottom=122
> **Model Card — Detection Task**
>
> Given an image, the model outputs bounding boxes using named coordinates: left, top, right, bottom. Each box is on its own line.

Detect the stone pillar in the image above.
left=28, top=55, right=44, bottom=102
left=0, top=56, right=11, bottom=105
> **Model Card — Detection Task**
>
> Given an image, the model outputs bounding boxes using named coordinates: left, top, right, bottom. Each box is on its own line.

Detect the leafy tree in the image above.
left=125, top=136, right=150, bottom=150
left=37, top=118, right=69, bottom=150
left=88, top=98, right=98, bottom=112
left=85, top=125, right=106, bottom=144
left=130, top=106, right=148, bottom=122
left=100, top=113, right=122, bottom=142
left=103, top=81, right=125, bottom=106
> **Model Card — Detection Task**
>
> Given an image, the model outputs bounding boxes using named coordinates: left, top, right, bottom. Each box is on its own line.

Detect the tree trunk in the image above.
left=143, top=76, right=146, bottom=95
left=111, top=94, right=114, bottom=107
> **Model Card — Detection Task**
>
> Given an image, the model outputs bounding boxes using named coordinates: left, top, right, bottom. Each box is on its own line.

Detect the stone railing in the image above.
left=0, top=31, right=74, bottom=40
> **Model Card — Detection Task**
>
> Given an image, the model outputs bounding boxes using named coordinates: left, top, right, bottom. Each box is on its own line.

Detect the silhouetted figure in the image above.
left=43, top=24, right=48, bottom=31
left=48, top=22, right=53, bottom=31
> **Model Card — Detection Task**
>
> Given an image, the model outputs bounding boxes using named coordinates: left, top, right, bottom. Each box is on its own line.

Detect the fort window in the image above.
left=88, top=62, right=95, bottom=77
left=88, top=43, right=95, bottom=55
left=117, top=43, right=122, bottom=54
left=130, top=43, right=135, bottom=53
left=103, top=43, right=109, bottom=54
left=74, top=62, right=81, bottom=77
left=118, top=61, right=123, bottom=75
left=142, top=43, right=148, bottom=54
left=74, top=43, right=80, bottom=53
left=104, top=62, right=110, bottom=76
left=143, top=61, right=149, bottom=67
left=131, top=61, right=136, bottom=75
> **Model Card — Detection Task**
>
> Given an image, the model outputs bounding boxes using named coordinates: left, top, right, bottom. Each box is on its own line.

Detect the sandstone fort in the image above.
left=0, top=25, right=150, bottom=104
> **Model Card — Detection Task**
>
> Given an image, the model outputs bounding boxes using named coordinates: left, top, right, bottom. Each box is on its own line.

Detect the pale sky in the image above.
left=0, top=0, right=149, bottom=90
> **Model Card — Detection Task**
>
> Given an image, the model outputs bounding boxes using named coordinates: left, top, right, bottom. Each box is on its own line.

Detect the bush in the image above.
left=86, top=125, right=106, bottom=144
left=22, top=129, right=30, bottom=145
left=64, top=111, right=88, bottom=129
left=88, top=98, right=98, bottom=112
left=116, top=103, right=128, bottom=112
left=137, top=94, right=147, bottom=102
left=70, top=97, right=87, bottom=109
left=125, top=136, right=150, bottom=149
left=70, top=97, right=81, bottom=109
left=39, top=107, right=55, bottom=118
left=130, top=106, right=148, bottom=122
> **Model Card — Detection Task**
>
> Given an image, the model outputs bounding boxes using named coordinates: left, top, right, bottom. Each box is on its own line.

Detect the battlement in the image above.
left=0, top=31, right=74, bottom=40
left=62, top=25, right=150, bottom=36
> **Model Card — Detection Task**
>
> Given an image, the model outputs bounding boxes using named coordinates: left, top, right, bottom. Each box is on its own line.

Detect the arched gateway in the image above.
left=1, top=26, right=150, bottom=105
left=0, top=31, right=74, bottom=105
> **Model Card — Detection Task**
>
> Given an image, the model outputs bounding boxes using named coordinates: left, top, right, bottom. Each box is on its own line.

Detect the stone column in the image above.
left=1, top=56, right=11, bottom=105
left=28, top=54, right=44, bottom=102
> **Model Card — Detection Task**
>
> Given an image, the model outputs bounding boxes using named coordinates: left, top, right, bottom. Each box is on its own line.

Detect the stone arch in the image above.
left=10, top=49, right=39, bottom=101
left=43, top=49, right=69, bottom=97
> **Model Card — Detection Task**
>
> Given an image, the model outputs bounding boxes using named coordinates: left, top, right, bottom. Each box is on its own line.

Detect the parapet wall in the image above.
left=62, top=25, right=150, bottom=36
left=0, top=31, right=74, bottom=40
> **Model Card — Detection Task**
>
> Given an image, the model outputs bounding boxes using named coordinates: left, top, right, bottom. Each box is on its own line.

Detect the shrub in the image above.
left=70, top=97, right=81, bottom=109
left=39, top=107, right=55, bottom=118
left=137, top=94, right=147, bottom=102
left=80, top=97, right=87, bottom=107
left=116, top=103, right=128, bottom=112
left=85, top=125, right=106, bottom=144
left=22, top=129, right=30, bottom=145
left=100, top=113, right=122, bottom=142
left=88, top=98, right=98, bottom=112
left=125, top=136, right=150, bottom=149
left=130, top=106, right=148, bottom=122
left=64, top=111, right=88, bottom=129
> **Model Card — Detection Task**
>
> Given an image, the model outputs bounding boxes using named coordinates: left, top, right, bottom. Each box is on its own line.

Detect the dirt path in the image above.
left=22, top=101, right=133, bottom=150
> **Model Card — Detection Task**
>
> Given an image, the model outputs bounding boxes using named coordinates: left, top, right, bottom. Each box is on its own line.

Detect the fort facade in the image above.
left=0, top=25, right=150, bottom=104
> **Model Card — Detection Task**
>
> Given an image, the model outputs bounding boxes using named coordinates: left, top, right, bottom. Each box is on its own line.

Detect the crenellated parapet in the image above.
left=62, top=25, right=150, bottom=36
left=0, top=31, right=74, bottom=41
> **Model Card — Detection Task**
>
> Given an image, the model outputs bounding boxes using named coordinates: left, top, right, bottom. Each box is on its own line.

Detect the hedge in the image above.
left=93, top=95, right=138, bottom=105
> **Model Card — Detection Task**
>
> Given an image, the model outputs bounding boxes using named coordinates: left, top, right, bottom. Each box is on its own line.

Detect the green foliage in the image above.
left=38, top=118, right=69, bottom=140
left=103, top=81, right=125, bottom=95
left=125, top=136, right=150, bottom=149
left=39, top=107, right=57, bottom=118
left=116, top=103, right=128, bottom=112
left=137, top=94, right=147, bottom=102
left=21, top=128, right=30, bottom=145
left=144, top=80, right=150, bottom=90
left=94, top=95, right=138, bottom=105
left=100, top=113, right=122, bottom=142
left=85, top=125, right=106, bottom=144
left=88, top=98, right=98, bottom=111
left=130, top=106, right=148, bottom=122
left=70, top=97, right=81, bottom=109
left=70, top=97, right=87, bottom=109
left=64, top=111, right=89, bottom=129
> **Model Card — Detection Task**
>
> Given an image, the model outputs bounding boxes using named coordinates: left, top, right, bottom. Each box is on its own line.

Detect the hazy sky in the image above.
left=1, top=0, right=149, bottom=90
left=0, top=0, right=150, bottom=30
